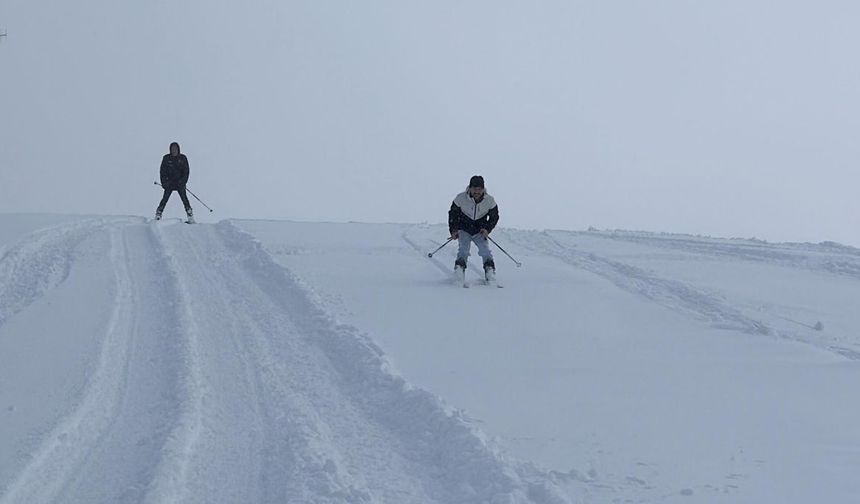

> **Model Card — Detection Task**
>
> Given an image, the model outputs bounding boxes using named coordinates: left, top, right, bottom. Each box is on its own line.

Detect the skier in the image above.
left=448, top=175, right=499, bottom=285
left=155, top=142, right=194, bottom=223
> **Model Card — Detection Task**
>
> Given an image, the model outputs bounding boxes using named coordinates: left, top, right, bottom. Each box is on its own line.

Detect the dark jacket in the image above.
left=448, top=190, right=499, bottom=236
left=160, top=151, right=190, bottom=190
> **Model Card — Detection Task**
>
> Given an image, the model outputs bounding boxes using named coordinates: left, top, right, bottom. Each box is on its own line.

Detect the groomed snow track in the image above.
left=0, top=219, right=568, bottom=504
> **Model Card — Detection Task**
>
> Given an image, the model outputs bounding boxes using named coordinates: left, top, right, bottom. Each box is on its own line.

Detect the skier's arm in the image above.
left=448, top=202, right=460, bottom=236
left=179, top=156, right=190, bottom=187
left=159, top=157, right=169, bottom=187
left=485, top=205, right=499, bottom=234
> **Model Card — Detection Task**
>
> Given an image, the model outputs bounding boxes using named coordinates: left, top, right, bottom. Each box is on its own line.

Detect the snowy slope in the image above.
left=1, top=216, right=859, bottom=503
left=237, top=220, right=860, bottom=503
left=0, top=216, right=568, bottom=504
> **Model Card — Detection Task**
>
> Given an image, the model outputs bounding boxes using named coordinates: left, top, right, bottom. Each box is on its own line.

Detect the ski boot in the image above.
left=483, top=259, right=496, bottom=284
left=454, top=258, right=467, bottom=288
left=155, top=210, right=162, bottom=221
left=185, top=209, right=195, bottom=224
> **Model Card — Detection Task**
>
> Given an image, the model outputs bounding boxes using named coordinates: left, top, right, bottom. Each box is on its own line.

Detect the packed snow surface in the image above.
left=1, top=214, right=859, bottom=503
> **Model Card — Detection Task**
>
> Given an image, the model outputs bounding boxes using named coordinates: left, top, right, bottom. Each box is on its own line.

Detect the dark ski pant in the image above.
left=157, top=187, right=192, bottom=214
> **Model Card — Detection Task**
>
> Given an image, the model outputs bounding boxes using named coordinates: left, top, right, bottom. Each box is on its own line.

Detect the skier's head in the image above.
left=468, top=175, right=485, bottom=199
left=169, top=142, right=181, bottom=156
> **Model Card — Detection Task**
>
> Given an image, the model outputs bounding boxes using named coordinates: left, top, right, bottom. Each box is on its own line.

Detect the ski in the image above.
left=452, top=268, right=504, bottom=288
left=147, top=216, right=192, bottom=225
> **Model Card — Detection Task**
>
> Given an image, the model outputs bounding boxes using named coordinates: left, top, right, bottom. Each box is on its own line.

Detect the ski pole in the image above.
left=427, top=237, right=455, bottom=258
left=154, top=181, right=214, bottom=212
left=185, top=187, right=213, bottom=213
left=486, top=235, right=522, bottom=267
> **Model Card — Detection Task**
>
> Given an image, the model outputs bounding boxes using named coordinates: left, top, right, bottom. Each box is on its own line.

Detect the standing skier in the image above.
left=448, top=175, right=499, bottom=284
left=155, top=142, right=194, bottom=223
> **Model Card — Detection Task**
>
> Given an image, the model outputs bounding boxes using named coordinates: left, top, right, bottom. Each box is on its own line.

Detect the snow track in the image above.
left=506, top=229, right=860, bottom=361
left=587, top=230, right=860, bottom=280
left=1, top=219, right=568, bottom=504
left=401, top=231, right=497, bottom=285
left=1, top=222, right=187, bottom=504
left=508, top=230, right=771, bottom=335
left=0, top=218, right=127, bottom=329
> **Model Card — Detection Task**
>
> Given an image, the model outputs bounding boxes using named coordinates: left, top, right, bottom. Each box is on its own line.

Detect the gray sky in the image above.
left=1, top=1, right=859, bottom=245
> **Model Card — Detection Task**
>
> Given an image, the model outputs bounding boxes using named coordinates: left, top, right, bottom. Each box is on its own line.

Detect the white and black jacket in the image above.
left=448, top=190, right=499, bottom=236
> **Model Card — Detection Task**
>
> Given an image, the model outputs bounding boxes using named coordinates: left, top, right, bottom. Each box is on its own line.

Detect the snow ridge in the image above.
left=215, top=220, right=570, bottom=503
left=0, top=218, right=121, bottom=328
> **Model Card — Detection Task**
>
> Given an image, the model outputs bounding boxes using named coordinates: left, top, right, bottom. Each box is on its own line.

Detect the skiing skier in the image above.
left=155, top=142, right=194, bottom=223
left=448, top=175, right=499, bottom=284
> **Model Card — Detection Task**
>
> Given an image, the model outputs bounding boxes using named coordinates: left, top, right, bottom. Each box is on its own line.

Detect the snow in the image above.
left=1, top=215, right=859, bottom=503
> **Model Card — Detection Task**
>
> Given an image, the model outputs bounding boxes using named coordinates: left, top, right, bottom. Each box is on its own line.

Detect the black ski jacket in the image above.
left=160, top=153, right=189, bottom=190
left=448, top=190, right=499, bottom=236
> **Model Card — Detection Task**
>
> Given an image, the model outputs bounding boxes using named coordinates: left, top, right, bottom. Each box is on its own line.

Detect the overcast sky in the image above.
left=1, top=1, right=858, bottom=245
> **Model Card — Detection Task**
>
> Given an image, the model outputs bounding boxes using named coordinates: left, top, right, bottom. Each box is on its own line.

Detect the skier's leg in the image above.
left=475, top=235, right=495, bottom=269
left=177, top=187, right=194, bottom=222
left=178, top=187, right=192, bottom=213
left=455, top=231, right=472, bottom=270
left=156, top=189, right=173, bottom=216
left=474, top=236, right=495, bottom=282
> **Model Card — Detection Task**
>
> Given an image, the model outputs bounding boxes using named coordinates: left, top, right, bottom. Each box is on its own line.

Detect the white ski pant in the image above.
left=456, top=232, right=494, bottom=265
